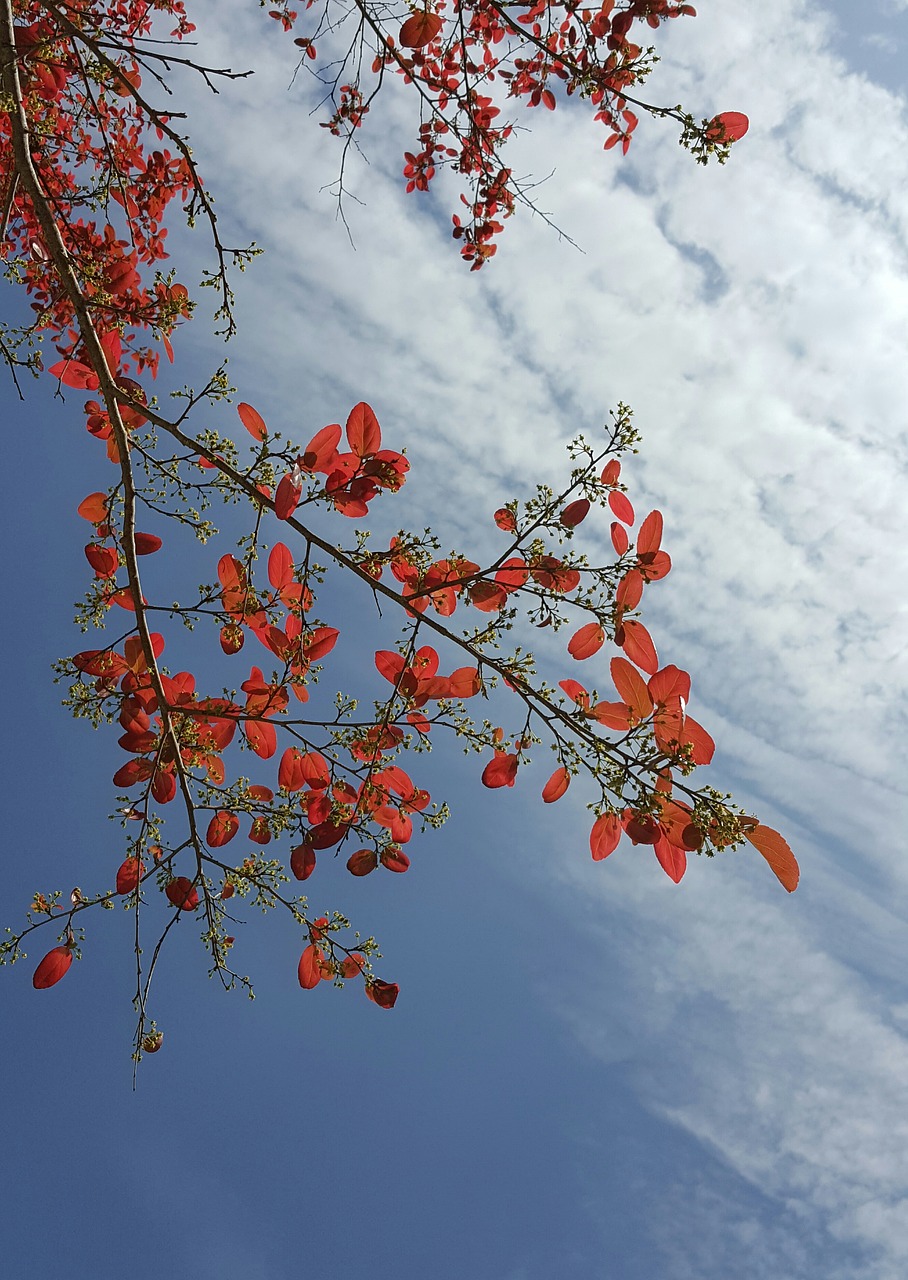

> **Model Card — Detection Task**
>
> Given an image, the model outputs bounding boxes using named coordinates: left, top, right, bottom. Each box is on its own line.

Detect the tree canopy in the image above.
left=0, top=0, right=795, bottom=1060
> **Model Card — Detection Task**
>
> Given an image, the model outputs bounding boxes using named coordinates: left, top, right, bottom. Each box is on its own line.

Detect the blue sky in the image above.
left=2, top=2, right=908, bottom=1277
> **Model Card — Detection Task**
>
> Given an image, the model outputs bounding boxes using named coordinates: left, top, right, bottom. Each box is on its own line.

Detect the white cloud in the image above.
left=163, top=1, right=908, bottom=1272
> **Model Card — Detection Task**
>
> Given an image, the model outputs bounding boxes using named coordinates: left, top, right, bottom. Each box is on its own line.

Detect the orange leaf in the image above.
left=615, top=569, right=643, bottom=610
left=77, top=492, right=108, bottom=523
left=399, top=10, right=443, bottom=47
left=636, top=510, right=663, bottom=556
left=590, top=700, right=632, bottom=731
left=542, top=766, right=570, bottom=803
left=346, top=402, right=382, bottom=457
left=610, top=656, right=652, bottom=721
left=590, top=812, right=621, bottom=861
left=648, top=665, right=690, bottom=705
left=620, top=619, right=658, bottom=674
left=559, top=679, right=590, bottom=709
left=238, top=402, right=268, bottom=441
left=744, top=824, right=799, bottom=892
left=680, top=714, right=715, bottom=766
left=608, top=491, right=634, bottom=525
left=568, top=621, right=604, bottom=660
left=653, top=835, right=687, bottom=883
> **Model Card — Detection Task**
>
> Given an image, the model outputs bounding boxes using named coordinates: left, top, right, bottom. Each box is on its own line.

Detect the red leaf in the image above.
left=365, top=978, right=399, bottom=1008
left=347, top=848, right=378, bottom=876
left=112, top=758, right=154, bottom=788
left=559, top=678, right=590, bottom=709
left=85, top=544, right=119, bottom=578
left=608, top=491, right=635, bottom=525
left=648, top=665, right=690, bottom=705
left=709, top=111, right=749, bottom=142
left=638, top=549, right=672, bottom=582
left=78, top=645, right=126, bottom=677
left=679, top=714, right=715, bottom=765
left=116, top=856, right=144, bottom=895
left=303, top=626, right=339, bottom=662
left=374, top=651, right=403, bottom=686
left=275, top=474, right=302, bottom=521
left=590, top=812, right=621, bottom=861
left=300, top=423, right=342, bottom=473
left=590, top=700, right=632, bottom=730
left=278, top=747, right=307, bottom=792
left=399, top=10, right=442, bottom=47
left=620, top=619, right=659, bottom=674
left=298, top=943, right=324, bottom=989
left=610, top=522, right=629, bottom=555
left=601, top=459, right=621, bottom=485
left=380, top=846, right=411, bottom=873
left=482, top=753, right=518, bottom=788
left=542, top=766, right=570, bottom=803
left=49, top=358, right=98, bottom=390
left=653, top=835, right=687, bottom=883
left=568, top=621, right=605, bottom=661
left=636, top=510, right=663, bottom=556
left=151, top=770, right=177, bottom=804
left=220, top=624, right=244, bottom=655
left=133, top=532, right=162, bottom=555
left=744, top=824, right=799, bottom=892
left=207, top=810, right=239, bottom=847
left=309, top=820, right=351, bottom=849
left=346, top=402, right=382, bottom=457
left=237, top=401, right=268, bottom=441
left=245, top=719, right=277, bottom=759
left=268, top=542, right=293, bottom=590
left=470, top=581, right=507, bottom=612
left=615, top=569, right=643, bottom=610
left=33, top=946, right=73, bottom=989
left=447, top=666, right=480, bottom=699
left=560, top=498, right=590, bottom=527
left=494, top=507, right=517, bottom=532
left=610, top=656, right=652, bottom=721
left=166, top=877, right=199, bottom=911
left=290, top=843, right=317, bottom=881
left=495, top=558, right=528, bottom=591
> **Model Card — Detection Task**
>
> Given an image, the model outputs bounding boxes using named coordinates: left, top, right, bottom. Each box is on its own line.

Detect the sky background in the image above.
left=2, top=2, right=908, bottom=1277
